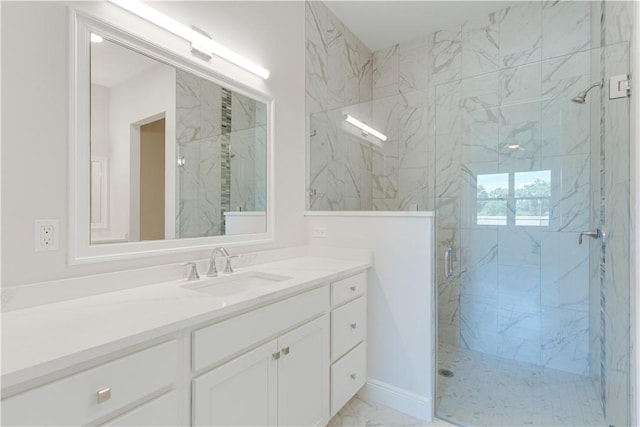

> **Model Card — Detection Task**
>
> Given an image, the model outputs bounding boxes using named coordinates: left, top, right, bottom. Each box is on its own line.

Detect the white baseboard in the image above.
left=359, top=379, right=432, bottom=421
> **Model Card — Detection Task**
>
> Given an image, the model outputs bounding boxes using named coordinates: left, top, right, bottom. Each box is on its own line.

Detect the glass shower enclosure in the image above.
left=434, top=41, right=631, bottom=426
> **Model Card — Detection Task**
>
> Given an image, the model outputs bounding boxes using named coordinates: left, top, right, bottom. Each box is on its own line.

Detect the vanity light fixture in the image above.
left=90, top=33, right=103, bottom=43
left=343, top=114, right=387, bottom=142
left=107, top=0, right=270, bottom=79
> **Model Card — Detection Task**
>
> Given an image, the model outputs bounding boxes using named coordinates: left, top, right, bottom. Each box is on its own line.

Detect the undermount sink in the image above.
left=182, top=271, right=291, bottom=297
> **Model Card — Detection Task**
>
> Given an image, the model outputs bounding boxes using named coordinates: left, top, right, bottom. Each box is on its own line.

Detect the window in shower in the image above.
left=476, top=170, right=551, bottom=226
left=514, top=170, right=550, bottom=226
left=476, top=173, right=508, bottom=225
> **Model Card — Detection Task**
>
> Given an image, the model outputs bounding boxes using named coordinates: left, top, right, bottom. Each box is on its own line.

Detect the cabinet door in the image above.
left=277, top=315, right=330, bottom=427
left=192, top=340, right=278, bottom=426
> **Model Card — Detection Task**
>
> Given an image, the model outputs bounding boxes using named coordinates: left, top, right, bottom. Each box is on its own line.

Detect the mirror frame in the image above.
left=69, top=8, right=274, bottom=264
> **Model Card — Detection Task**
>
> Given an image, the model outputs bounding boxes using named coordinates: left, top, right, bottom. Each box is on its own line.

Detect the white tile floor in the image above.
left=436, top=344, right=607, bottom=427
left=328, top=395, right=454, bottom=427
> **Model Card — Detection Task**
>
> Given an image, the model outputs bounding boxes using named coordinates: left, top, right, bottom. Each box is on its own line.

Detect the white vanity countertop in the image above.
left=1, top=256, right=370, bottom=390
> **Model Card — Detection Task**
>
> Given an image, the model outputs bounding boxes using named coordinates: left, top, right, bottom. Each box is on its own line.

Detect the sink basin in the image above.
left=182, top=271, right=291, bottom=297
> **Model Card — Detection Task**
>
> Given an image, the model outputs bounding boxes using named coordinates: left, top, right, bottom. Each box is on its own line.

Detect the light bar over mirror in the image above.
left=108, top=0, right=270, bottom=79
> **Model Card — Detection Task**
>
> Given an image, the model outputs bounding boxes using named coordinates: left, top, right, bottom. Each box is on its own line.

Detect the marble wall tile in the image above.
left=603, top=0, right=634, bottom=46
left=176, top=70, right=202, bottom=143
left=434, top=133, right=462, bottom=199
left=498, top=101, right=542, bottom=173
left=540, top=231, right=589, bottom=311
left=305, top=2, right=328, bottom=114
left=398, top=167, right=429, bottom=211
left=343, top=134, right=373, bottom=207
left=201, top=79, right=222, bottom=138
left=542, top=1, right=591, bottom=60
left=461, top=13, right=500, bottom=79
left=231, top=92, right=257, bottom=133
left=541, top=307, right=589, bottom=375
left=399, top=37, right=429, bottom=94
left=498, top=227, right=541, bottom=266
left=498, top=265, right=541, bottom=314
left=371, top=94, right=399, bottom=145
left=544, top=153, right=590, bottom=232
left=461, top=107, right=500, bottom=164
left=435, top=81, right=462, bottom=135
left=499, top=62, right=542, bottom=105
left=372, top=44, right=399, bottom=99
left=460, top=228, right=498, bottom=297
left=461, top=72, right=500, bottom=111
left=499, top=2, right=542, bottom=68
left=309, top=112, right=330, bottom=209
left=430, top=26, right=462, bottom=86
left=398, top=90, right=429, bottom=169
left=326, top=9, right=347, bottom=110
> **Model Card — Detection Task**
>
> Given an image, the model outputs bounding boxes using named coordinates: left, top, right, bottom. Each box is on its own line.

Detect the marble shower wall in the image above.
left=176, top=70, right=224, bottom=238
left=306, top=1, right=374, bottom=210
left=176, top=70, right=266, bottom=238
left=306, top=0, right=632, bottom=397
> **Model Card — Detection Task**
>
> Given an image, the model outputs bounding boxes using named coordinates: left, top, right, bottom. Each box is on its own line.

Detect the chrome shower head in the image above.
left=571, top=79, right=603, bottom=104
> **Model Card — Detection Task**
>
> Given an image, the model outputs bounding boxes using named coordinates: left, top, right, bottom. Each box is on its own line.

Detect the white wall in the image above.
left=1, top=1, right=306, bottom=286
left=306, top=213, right=435, bottom=420
left=108, top=64, right=175, bottom=240
left=90, top=83, right=110, bottom=159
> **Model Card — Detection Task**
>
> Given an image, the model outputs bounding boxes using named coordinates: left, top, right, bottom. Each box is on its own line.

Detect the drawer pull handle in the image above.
left=350, top=323, right=357, bottom=329
left=272, top=351, right=281, bottom=360
left=282, top=346, right=290, bottom=355
left=350, top=286, right=357, bottom=291
left=97, top=387, right=111, bottom=404
left=350, top=373, right=357, bottom=380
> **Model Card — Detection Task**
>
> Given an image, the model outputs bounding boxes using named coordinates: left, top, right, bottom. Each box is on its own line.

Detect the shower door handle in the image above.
left=444, top=247, right=453, bottom=279
left=578, top=229, right=601, bottom=245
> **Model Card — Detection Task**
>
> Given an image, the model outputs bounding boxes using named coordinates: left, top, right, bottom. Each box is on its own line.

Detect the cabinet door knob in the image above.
left=350, top=322, right=357, bottom=329
left=272, top=351, right=281, bottom=360
left=350, top=286, right=357, bottom=291
left=282, top=346, right=290, bottom=355
left=350, top=373, right=357, bottom=380
left=97, top=387, right=111, bottom=404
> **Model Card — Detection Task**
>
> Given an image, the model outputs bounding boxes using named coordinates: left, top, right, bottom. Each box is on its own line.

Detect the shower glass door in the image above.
left=434, top=42, right=631, bottom=426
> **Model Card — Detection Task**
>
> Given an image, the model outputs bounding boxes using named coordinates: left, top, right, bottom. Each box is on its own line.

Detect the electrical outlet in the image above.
left=312, top=227, right=328, bottom=238
left=34, top=220, right=59, bottom=252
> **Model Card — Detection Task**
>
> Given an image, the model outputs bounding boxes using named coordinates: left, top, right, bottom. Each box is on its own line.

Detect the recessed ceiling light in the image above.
left=507, top=144, right=520, bottom=149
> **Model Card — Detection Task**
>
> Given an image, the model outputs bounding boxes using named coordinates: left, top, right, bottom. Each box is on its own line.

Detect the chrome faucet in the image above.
left=184, top=262, right=200, bottom=281
left=207, top=247, right=237, bottom=277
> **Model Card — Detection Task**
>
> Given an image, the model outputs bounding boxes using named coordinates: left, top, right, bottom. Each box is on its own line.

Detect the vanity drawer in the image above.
left=2, top=340, right=178, bottom=426
left=331, top=341, right=366, bottom=416
left=331, top=296, right=366, bottom=361
left=331, top=272, right=366, bottom=307
left=103, top=390, right=180, bottom=426
left=193, top=285, right=330, bottom=372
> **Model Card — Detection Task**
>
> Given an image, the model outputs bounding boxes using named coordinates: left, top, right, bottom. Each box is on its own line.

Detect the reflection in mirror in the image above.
left=89, top=36, right=267, bottom=245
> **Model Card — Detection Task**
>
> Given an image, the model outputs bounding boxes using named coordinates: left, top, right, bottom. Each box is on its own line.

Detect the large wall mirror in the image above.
left=71, top=10, right=273, bottom=262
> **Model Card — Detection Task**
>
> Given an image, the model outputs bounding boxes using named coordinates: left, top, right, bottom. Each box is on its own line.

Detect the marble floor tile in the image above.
left=328, top=395, right=454, bottom=427
left=436, top=343, right=606, bottom=427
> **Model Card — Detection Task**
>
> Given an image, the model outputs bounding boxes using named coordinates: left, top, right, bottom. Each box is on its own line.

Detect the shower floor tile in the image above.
left=436, top=344, right=607, bottom=427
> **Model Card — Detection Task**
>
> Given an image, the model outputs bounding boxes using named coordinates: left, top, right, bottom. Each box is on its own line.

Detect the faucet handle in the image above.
left=224, top=255, right=239, bottom=274
left=184, top=262, right=200, bottom=281
left=206, top=260, right=219, bottom=277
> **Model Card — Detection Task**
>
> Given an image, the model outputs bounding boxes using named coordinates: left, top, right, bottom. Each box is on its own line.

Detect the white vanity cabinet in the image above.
left=1, top=340, right=180, bottom=426
left=329, top=272, right=367, bottom=416
left=192, top=315, right=329, bottom=426
left=191, top=285, right=331, bottom=426
left=2, top=267, right=369, bottom=427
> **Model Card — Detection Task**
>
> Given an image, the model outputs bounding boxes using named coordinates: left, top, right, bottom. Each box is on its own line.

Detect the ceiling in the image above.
left=91, top=38, right=162, bottom=88
left=324, top=1, right=519, bottom=51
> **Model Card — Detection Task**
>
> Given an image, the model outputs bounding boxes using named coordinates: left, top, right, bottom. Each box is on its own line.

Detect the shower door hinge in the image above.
left=609, top=74, right=631, bottom=99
